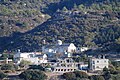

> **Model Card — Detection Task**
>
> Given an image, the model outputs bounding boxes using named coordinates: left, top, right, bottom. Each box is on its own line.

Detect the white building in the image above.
left=42, top=40, right=76, bottom=57
left=89, top=56, right=109, bottom=71
left=14, top=50, right=47, bottom=65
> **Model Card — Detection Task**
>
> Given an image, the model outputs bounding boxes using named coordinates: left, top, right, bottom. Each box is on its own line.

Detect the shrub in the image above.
left=28, top=65, right=45, bottom=71
left=63, top=72, right=76, bottom=80
left=111, top=74, right=120, bottom=80
left=19, top=60, right=31, bottom=68
left=0, top=71, right=7, bottom=79
left=90, top=75, right=105, bottom=80
left=1, top=64, right=15, bottom=71
left=19, top=70, right=47, bottom=80
left=74, top=71, right=89, bottom=78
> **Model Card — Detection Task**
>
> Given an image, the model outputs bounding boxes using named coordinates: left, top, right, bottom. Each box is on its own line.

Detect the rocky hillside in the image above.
left=0, top=0, right=120, bottom=53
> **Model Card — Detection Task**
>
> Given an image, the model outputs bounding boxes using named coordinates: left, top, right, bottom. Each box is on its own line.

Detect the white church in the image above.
left=42, top=40, right=77, bottom=57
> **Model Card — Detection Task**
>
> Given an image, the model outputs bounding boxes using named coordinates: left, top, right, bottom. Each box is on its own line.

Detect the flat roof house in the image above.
left=89, top=55, right=109, bottom=71
left=14, top=50, right=48, bottom=65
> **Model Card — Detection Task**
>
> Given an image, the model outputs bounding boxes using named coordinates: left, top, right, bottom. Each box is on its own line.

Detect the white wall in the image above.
left=67, top=43, right=76, bottom=53
left=90, top=59, right=109, bottom=71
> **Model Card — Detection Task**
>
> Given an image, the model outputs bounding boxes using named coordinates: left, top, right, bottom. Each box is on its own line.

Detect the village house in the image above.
left=89, top=55, right=109, bottom=71
left=14, top=49, right=48, bottom=65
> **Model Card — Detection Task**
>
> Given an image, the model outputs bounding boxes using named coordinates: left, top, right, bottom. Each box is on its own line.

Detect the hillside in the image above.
left=0, top=0, right=120, bottom=53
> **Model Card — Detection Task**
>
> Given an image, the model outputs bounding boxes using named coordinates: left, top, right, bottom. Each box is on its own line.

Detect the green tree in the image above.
left=111, top=74, right=120, bottom=80
left=74, top=71, right=89, bottom=78
left=62, top=6, right=68, bottom=12
left=19, top=60, right=31, bottom=68
left=19, top=70, right=47, bottom=80
left=1, top=64, right=15, bottom=71
left=90, top=75, right=105, bottom=80
left=0, top=71, right=7, bottom=79
left=73, top=3, right=78, bottom=10
left=78, top=4, right=85, bottom=11
left=63, top=72, right=76, bottom=80
left=116, top=38, right=120, bottom=44
left=28, top=65, right=45, bottom=71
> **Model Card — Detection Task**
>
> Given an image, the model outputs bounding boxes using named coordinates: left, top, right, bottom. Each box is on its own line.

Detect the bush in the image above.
left=63, top=72, right=76, bottom=80
left=74, top=71, right=89, bottom=78
left=19, top=70, right=47, bottom=80
left=90, top=75, right=105, bottom=80
left=63, top=71, right=89, bottom=80
left=1, top=64, right=15, bottom=71
left=19, top=60, right=31, bottom=68
left=28, top=65, right=45, bottom=71
left=111, top=74, right=120, bottom=80
left=0, top=71, right=7, bottom=79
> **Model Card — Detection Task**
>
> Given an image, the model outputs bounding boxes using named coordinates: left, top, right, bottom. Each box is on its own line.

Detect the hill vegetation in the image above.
left=0, top=0, right=120, bottom=53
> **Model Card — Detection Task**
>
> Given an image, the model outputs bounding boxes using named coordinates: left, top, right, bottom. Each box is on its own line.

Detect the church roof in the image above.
left=44, top=43, right=71, bottom=49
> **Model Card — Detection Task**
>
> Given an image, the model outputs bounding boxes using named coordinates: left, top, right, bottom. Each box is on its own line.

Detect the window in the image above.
left=93, top=61, right=95, bottom=64
left=67, top=65, right=69, bottom=67
left=96, top=66, right=99, bottom=68
left=67, top=59, right=69, bottom=63
left=97, top=61, right=99, bottom=63
left=104, top=61, right=106, bottom=63
left=64, top=69, right=66, bottom=71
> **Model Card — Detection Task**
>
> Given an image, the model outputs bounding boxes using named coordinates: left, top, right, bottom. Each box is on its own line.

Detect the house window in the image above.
left=64, top=69, right=66, bottom=71
left=93, top=61, right=95, bottom=64
left=104, top=61, right=106, bottom=63
left=67, top=59, right=69, bottom=63
left=96, top=66, right=99, bottom=68
left=67, top=65, right=69, bottom=67
left=97, top=61, right=99, bottom=63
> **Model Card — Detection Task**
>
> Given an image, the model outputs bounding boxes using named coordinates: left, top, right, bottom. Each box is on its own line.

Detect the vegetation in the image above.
left=19, top=70, right=47, bottom=80
left=28, top=65, right=45, bottom=71
left=90, top=75, right=105, bottom=80
left=0, top=71, right=7, bottom=79
left=1, top=63, right=15, bottom=71
left=0, top=0, right=119, bottom=53
left=62, top=68, right=120, bottom=80
left=63, top=71, right=89, bottom=80
left=19, top=60, right=31, bottom=68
